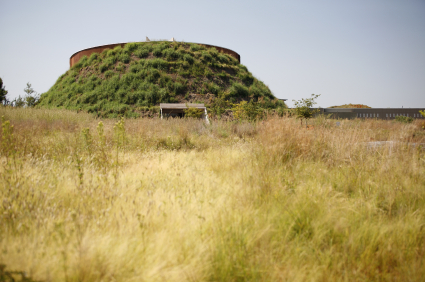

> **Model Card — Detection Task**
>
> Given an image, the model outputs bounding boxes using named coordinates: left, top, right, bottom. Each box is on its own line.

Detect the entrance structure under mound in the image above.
left=160, top=103, right=209, bottom=123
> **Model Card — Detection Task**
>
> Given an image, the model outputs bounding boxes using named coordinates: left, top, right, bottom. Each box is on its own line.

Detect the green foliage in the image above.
left=135, top=48, right=149, bottom=58
left=232, top=100, right=262, bottom=121
left=39, top=41, right=282, bottom=117
left=395, top=115, right=414, bottom=123
left=293, top=94, right=321, bottom=126
left=228, top=82, right=249, bottom=98
left=209, top=98, right=231, bottom=117
left=13, top=82, right=40, bottom=108
left=0, top=77, right=8, bottom=105
left=183, top=54, right=194, bottom=64
left=119, top=53, right=131, bottom=63
left=184, top=107, right=203, bottom=118
left=12, top=96, right=25, bottom=107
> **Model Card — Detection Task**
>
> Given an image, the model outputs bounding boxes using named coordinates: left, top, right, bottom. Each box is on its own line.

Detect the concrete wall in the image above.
left=69, top=42, right=240, bottom=68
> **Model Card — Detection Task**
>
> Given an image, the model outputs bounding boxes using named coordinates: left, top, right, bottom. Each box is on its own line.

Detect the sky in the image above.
left=0, top=0, right=424, bottom=108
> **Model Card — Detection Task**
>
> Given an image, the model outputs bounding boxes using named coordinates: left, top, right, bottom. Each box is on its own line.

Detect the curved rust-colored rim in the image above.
left=69, top=41, right=240, bottom=68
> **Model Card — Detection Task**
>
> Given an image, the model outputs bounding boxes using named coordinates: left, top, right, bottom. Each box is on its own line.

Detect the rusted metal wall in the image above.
left=69, top=43, right=127, bottom=67
left=69, top=42, right=240, bottom=68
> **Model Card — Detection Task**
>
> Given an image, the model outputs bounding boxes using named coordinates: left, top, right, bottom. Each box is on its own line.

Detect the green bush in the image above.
left=119, top=53, right=131, bottom=63
left=99, top=64, right=108, bottom=73
left=162, top=49, right=180, bottom=61
left=88, top=53, right=99, bottom=64
left=135, top=48, right=149, bottom=58
left=229, top=82, right=249, bottom=97
left=183, top=54, right=194, bottom=64
left=174, top=82, right=186, bottom=94
left=201, top=51, right=213, bottom=62
left=190, top=44, right=200, bottom=52
left=184, top=107, right=203, bottom=118
left=124, top=42, right=138, bottom=53
left=218, top=54, right=229, bottom=64
left=153, top=46, right=163, bottom=57
left=104, top=57, right=116, bottom=67
left=129, top=64, right=143, bottom=73
left=208, top=47, right=219, bottom=57
left=395, top=115, right=413, bottom=123
left=115, top=62, right=125, bottom=72
left=239, top=72, right=254, bottom=86
left=147, top=58, right=168, bottom=70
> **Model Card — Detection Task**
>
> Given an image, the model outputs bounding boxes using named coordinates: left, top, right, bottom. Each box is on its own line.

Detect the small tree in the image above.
left=232, top=100, right=262, bottom=121
left=0, top=77, right=8, bottom=105
left=12, top=96, right=26, bottom=107
left=24, top=82, right=39, bottom=107
left=293, top=94, right=321, bottom=126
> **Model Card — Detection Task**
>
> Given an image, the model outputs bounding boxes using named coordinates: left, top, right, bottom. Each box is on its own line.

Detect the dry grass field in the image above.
left=1, top=107, right=425, bottom=281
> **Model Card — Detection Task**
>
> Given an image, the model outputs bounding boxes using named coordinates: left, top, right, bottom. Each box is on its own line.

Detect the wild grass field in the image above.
left=1, top=107, right=425, bottom=281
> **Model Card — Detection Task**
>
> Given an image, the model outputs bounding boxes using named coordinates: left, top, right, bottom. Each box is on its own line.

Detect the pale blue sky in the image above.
left=1, top=0, right=424, bottom=108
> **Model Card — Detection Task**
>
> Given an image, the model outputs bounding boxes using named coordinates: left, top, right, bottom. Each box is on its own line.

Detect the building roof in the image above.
left=160, top=103, right=206, bottom=109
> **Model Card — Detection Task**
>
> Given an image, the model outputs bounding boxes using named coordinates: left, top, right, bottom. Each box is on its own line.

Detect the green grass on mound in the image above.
left=329, top=104, right=371, bottom=108
left=39, top=42, right=283, bottom=118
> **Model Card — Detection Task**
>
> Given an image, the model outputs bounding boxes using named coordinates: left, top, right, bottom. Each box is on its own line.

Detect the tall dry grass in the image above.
left=1, top=107, right=424, bottom=281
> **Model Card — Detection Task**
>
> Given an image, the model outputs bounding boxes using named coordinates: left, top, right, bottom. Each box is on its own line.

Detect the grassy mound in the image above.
left=329, top=104, right=371, bottom=108
left=39, top=41, right=284, bottom=118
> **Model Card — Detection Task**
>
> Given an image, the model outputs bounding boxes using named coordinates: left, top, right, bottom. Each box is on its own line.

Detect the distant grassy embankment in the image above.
left=38, top=41, right=284, bottom=118
left=1, top=107, right=425, bottom=281
left=329, top=103, right=371, bottom=108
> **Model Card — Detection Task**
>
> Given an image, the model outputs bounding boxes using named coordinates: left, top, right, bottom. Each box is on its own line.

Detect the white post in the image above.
left=204, top=108, right=210, bottom=124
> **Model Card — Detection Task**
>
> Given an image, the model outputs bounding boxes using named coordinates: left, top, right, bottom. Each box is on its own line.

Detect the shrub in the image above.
left=183, top=54, right=194, bottom=64
left=162, top=49, right=180, bottom=61
left=99, top=64, right=108, bottom=73
left=135, top=48, right=149, bottom=58
left=104, top=57, right=116, bottom=67
left=232, top=100, right=262, bottom=121
left=395, top=115, right=413, bottom=123
left=146, top=69, right=160, bottom=83
left=208, top=47, right=219, bottom=57
left=115, top=62, right=125, bottom=72
left=88, top=53, right=99, bottom=64
left=147, top=58, right=168, bottom=70
left=207, top=83, right=221, bottom=95
left=238, top=64, right=248, bottom=72
left=239, top=72, right=254, bottom=86
left=184, top=107, right=203, bottom=118
left=153, top=47, right=163, bottom=57
left=218, top=54, right=229, bottom=64
left=159, top=75, right=172, bottom=87
left=174, top=82, right=186, bottom=94
left=124, top=42, right=138, bottom=53
left=129, top=64, right=143, bottom=73
left=201, top=51, right=213, bottom=62
left=229, top=82, right=249, bottom=97
left=190, top=44, right=200, bottom=52
left=119, top=53, right=131, bottom=63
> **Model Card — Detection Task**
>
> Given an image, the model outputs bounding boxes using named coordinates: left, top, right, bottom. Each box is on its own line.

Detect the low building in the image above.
left=316, top=108, right=425, bottom=119
left=160, top=103, right=209, bottom=123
